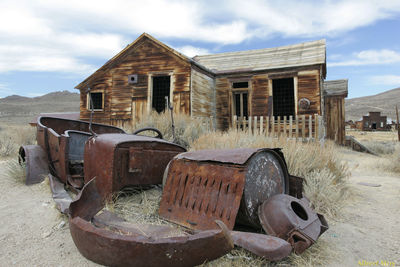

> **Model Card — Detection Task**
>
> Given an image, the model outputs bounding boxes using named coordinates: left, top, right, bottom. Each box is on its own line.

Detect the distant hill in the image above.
left=345, top=87, right=400, bottom=121
left=0, top=90, right=80, bottom=125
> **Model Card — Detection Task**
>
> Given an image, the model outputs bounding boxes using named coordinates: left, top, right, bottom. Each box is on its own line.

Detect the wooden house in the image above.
left=360, top=112, right=388, bottom=131
left=323, top=79, right=348, bottom=145
left=75, top=33, right=345, bottom=142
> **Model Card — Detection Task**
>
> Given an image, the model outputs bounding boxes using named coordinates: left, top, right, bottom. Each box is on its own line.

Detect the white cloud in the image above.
left=1, top=0, right=400, bottom=74
left=370, top=75, right=400, bottom=86
left=175, top=46, right=210, bottom=57
left=329, top=49, right=400, bottom=66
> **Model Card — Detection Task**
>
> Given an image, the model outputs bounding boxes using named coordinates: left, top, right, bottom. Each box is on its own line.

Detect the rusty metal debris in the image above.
left=83, top=133, right=185, bottom=200
left=18, top=145, right=49, bottom=185
left=259, top=194, right=329, bottom=254
left=159, top=148, right=327, bottom=257
left=69, top=178, right=234, bottom=267
left=19, top=117, right=329, bottom=264
left=159, top=148, right=290, bottom=230
left=49, top=174, right=72, bottom=214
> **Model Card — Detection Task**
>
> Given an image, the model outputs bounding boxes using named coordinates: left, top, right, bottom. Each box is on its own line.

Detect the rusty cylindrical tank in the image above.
left=159, top=148, right=290, bottom=230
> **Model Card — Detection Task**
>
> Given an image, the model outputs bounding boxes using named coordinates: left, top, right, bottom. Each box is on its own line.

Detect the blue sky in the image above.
left=0, top=0, right=399, bottom=99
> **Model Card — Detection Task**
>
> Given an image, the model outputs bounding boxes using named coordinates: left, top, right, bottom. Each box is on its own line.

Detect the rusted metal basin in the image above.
left=18, top=145, right=49, bottom=185
left=84, top=134, right=186, bottom=200
left=69, top=178, right=234, bottom=267
left=159, top=148, right=290, bottom=230
left=258, top=194, right=329, bottom=254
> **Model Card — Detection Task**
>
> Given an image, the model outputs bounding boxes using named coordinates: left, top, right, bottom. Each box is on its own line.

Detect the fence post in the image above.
left=266, top=116, right=270, bottom=136
left=260, top=116, right=263, bottom=135
left=233, top=115, right=237, bottom=130
left=314, top=114, right=318, bottom=140
left=248, top=116, right=252, bottom=135
left=271, top=116, right=275, bottom=137
left=302, top=115, right=306, bottom=140
left=283, top=116, right=287, bottom=137
left=295, top=116, right=299, bottom=140
left=309, top=115, right=312, bottom=140
left=254, top=116, right=257, bottom=135
left=289, top=115, right=293, bottom=139
left=277, top=116, right=281, bottom=137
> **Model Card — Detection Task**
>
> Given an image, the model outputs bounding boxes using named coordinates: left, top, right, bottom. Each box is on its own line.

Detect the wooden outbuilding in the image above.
left=323, top=79, right=348, bottom=145
left=360, top=112, right=388, bottom=131
left=75, top=33, right=345, bottom=143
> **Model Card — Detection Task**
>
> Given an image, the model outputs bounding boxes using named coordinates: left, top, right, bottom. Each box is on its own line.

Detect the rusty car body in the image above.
left=19, top=117, right=185, bottom=198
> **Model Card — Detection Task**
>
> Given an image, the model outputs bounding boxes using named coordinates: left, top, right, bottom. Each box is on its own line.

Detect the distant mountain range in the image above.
left=0, top=87, right=399, bottom=125
left=345, top=87, right=400, bottom=122
left=0, top=90, right=80, bottom=125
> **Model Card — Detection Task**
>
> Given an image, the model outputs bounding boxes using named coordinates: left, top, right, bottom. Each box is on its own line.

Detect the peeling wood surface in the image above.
left=297, top=74, right=321, bottom=115
left=191, top=68, right=215, bottom=118
left=325, top=96, right=345, bottom=144
left=79, top=37, right=191, bottom=126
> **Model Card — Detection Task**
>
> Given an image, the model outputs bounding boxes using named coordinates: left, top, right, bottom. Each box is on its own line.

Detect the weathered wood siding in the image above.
left=79, top=75, right=112, bottom=124
left=325, top=96, right=345, bottom=145
left=297, top=71, right=321, bottom=115
left=79, top=36, right=191, bottom=126
left=191, top=67, right=215, bottom=118
left=251, top=74, right=269, bottom=117
left=215, top=77, right=231, bottom=129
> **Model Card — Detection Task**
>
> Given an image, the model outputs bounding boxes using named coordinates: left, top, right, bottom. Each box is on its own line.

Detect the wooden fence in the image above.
left=232, top=114, right=324, bottom=141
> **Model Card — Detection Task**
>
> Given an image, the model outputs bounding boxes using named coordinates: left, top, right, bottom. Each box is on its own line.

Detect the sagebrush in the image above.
left=127, top=111, right=212, bottom=148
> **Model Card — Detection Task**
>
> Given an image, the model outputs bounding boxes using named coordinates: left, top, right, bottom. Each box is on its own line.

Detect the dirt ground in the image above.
left=0, top=148, right=399, bottom=266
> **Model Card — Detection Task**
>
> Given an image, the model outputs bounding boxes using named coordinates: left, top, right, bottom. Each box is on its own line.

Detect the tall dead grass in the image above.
left=190, top=130, right=350, bottom=218
left=127, top=111, right=212, bottom=148
left=0, top=124, right=36, bottom=157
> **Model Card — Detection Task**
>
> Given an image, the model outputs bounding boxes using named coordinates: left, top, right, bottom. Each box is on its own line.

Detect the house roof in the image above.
left=323, top=79, right=348, bottom=97
left=192, top=39, right=326, bottom=75
left=75, top=33, right=194, bottom=90
left=76, top=34, right=327, bottom=90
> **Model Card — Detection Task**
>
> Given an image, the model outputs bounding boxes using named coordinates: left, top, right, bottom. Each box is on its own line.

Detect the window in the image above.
left=234, top=92, right=248, bottom=119
left=381, top=122, right=384, bottom=128
left=87, top=92, right=103, bottom=110
left=152, top=76, right=170, bottom=113
left=272, top=78, right=295, bottom=118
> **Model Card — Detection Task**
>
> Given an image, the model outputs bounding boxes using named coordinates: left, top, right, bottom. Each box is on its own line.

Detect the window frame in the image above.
left=86, top=91, right=104, bottom=111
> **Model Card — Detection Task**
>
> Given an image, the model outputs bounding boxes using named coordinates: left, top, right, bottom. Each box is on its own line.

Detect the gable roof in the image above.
left=75, top=33, right=192, bottom=90
left=192, top=39, right=326, bottom=75
left=323, top=79, right=348, bottom=97
left=76, top=34, right=327, bottom=90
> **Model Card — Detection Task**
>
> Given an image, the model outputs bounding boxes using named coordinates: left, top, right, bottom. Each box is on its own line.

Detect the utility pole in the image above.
left=396, top=105, right=400, bottom=142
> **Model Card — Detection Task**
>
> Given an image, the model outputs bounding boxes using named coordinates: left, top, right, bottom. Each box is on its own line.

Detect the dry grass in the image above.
left=0, top=124, right=36, bottom=158
left=377, top=144, right=400, bottom=174
left=347, top=129, right=398, bottom=142
left=126, top=111, right=212, bottom=148
left=190, top=130, right=349, bottom=218
left=4, top=158, right=26, bottom=184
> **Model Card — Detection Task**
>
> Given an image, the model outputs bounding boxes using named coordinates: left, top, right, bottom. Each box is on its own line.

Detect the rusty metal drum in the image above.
left=159, top=148, right=290, bottom=230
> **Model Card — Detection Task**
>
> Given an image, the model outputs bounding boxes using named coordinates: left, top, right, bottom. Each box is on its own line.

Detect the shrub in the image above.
left=4, top=159, right=26, bottom=184
left=361, top=140, right=396, bottom=155
left=130, top=111, right=213, bottom=148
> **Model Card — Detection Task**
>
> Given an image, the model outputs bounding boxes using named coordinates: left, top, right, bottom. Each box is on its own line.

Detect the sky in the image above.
left=0, top=0, right=399, bottom=99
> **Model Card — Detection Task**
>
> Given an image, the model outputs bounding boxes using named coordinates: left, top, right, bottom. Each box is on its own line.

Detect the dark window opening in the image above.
left=88, top=92, right=103, bottom=110
left=372, top=122, right=377, bottom=129
left=232, top=82, right=249, bottom=89
left=273, top=78, right=295, bottom=119
left=152, top=76, right=170, bottom=113
left=234, top=92, right=248, bottom=119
